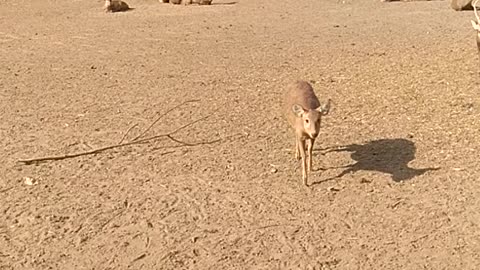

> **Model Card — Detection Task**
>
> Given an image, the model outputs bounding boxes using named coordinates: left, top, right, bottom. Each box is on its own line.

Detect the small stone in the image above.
left=23, top=177, right=37, bottom=186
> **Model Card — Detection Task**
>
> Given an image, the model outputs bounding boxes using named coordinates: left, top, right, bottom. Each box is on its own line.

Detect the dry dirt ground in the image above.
left=1, top=0, right=480, bottom=269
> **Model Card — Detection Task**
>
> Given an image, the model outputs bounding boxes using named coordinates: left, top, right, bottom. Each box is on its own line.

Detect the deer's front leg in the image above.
left=295, top=133, right=301, bottom=160
left=297, top=137, right=308, bottom=186
left=307, top=138, right=315, bottom=172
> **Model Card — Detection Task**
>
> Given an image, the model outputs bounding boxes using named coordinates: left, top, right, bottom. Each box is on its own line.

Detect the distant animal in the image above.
left=283, top=80, right=331, bottom=186
left=161, top=0, right=212, bottom=4
left=104, top=0, right=130, bottom=12
left=451, top=0, right=477, bottom=10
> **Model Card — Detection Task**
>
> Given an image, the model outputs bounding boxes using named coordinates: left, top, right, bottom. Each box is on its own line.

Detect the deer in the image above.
left=104, top=0, right=130, bottom=12
left=471, top=0, right=480, bottom=55
left=283, top=80, right=331, bottom=186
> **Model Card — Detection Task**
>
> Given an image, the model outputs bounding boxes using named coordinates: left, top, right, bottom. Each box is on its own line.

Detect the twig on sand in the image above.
left=17, top=101, right=219, bottom=165
left=100, top=209, right=125, bottom=230
left=131, top=99, right=200, bottom=141
left=118, top=123, right=138, bottom=144
left=0, top=187, right=14, bottom=193
left=131, top=253, right=147, bottom=263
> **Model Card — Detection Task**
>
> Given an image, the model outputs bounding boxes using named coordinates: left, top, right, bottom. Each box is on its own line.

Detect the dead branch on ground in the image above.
left=17, top=100, right=219, bottom=165
left=118, top=123, right=138, bottom=144
left=131, top=99, right=200, bottom=141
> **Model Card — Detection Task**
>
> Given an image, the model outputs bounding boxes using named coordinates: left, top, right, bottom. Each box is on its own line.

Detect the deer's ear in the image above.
left=472, top=20, right=480, bottom=31
left=292, top=104, right=306, bottom=117
left=316, top=99, right=332, bottom=116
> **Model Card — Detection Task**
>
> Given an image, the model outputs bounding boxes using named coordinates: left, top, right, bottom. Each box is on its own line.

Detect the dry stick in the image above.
left=0, top=187, right=14, bottom=193
left=131, top=99, right=200, bottom=142
left=166, top=135, right=196, bottom=146
left=17, top=113, right=219, bottom=165
left=18, top=139, right=148, bottom=165
left=122, top=99, right=200, bottom=144
left=101, top=209, right=126, bottom=230
left=128, top=111, right=218, bottom=145
left=118, top=123, right=138, bottom=144
left=131, top=253, right=147, bottom=263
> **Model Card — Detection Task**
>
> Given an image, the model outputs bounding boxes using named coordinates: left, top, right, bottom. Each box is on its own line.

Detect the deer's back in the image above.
left=283, top=80, right=320, bottom=127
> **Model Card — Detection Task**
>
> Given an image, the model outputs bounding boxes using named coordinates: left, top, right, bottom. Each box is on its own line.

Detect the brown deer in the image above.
left=283, top=80, right=331, bottom=186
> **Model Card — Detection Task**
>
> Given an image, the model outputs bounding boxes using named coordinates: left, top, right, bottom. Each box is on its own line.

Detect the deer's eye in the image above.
left=305, top=119, right=309, bottom=124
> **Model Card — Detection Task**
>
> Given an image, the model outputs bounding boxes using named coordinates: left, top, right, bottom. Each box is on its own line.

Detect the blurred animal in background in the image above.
left=104, top=0, right=130, bottom=12
left=451, top=0, right=477, bottom=11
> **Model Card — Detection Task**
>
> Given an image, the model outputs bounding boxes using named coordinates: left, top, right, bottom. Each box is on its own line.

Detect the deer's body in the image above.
left=104, top=0, right=130, bottom=12
left=283, top=80, right=331, bottom=186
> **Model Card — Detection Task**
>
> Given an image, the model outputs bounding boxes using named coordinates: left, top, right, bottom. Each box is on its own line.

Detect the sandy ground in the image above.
left=1, top=0, right=480, bottom=269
